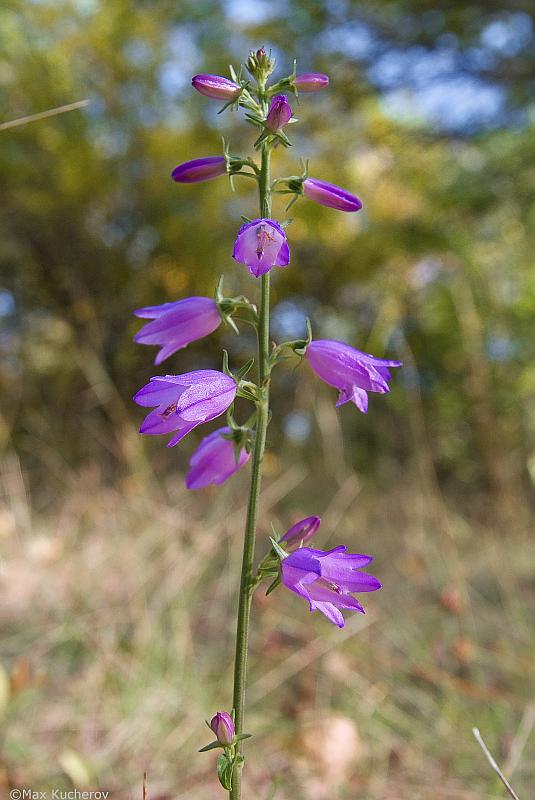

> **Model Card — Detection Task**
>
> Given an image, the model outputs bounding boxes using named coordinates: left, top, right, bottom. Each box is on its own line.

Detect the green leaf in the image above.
left=217, top=753, right=234, bottom=791
left=235, top=733, right=253, bottom=741
left=198, top=740, right=222, bottom=753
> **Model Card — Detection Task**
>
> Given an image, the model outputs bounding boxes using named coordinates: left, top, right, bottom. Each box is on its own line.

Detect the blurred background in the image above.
left=1, top=0, right=534, bottom=797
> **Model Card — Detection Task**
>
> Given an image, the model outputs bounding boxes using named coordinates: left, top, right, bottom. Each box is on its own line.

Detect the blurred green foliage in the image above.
left=1, top=0, right=535, bottom=516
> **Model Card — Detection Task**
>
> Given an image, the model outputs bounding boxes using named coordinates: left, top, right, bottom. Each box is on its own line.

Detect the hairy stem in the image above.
left=230, top=138, right=272, bottom=800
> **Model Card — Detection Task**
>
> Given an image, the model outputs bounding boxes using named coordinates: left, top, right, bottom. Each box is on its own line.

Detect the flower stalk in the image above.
left=230, top=81, right=272, bottom=798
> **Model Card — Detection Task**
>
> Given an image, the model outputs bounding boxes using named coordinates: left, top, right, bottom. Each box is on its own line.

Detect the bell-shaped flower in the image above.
left=232, top=218, right=290, bottom=278
left=192, top=74, right=241, bottom=101
left=171, top=156, right=227, bottom=184
left=281, top=545, right=381, bottom=627
left=134, top=370, right=237, bottom=447
left=280, top=516, right=321, bottom=549
left=134, top=297, right=221, bottom=365
left=294, top=73, right=329, bottom=92
left=186, top=427, right=250, bottom=490
left=265, top=94, right=292, bottom=132
left=306, top=339, right=402, bottom=413
left=303, top=178, right=362, bottom=212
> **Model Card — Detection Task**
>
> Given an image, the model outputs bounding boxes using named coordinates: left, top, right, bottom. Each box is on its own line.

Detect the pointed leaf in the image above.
left=266, top=575, right=281, bottom=596
left=235, top=733, right=253, bottom=741
left=198, top=740, right=223, bottom=753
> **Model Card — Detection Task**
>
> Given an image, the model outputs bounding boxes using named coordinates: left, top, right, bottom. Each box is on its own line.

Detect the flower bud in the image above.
left=192, top=74, right=241, bottom=101
left=265, top=95, right=292, bottom=132
left=247, top=47, right=276, bottom=80
left=210, top=711, right=235, bottom=745
left=171, top=156, right=227, bottom=184
left=303, top=177, right=362, bottom=212
left=294, top=73, right=329, bottom=93
left=280, top=516, right=321, bottom=548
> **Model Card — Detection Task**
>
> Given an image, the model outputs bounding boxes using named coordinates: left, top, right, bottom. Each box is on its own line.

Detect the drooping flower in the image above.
left=134, top=297, right=222, bottom=365
left=294, top=73, right=329, bottom=92
left=281, top=545, right=381, bottom=627
left=192, top=74, right=241, bottom=101
left=210, top=711, right=235, bottom=745
left=303, top=178, right=362, bottom=212
left=171, top=156, right=227, bottom=184
left=306, top=340, right=402, bottom=413
left=265, top=94, right=292, bottom=132
left=186, top=427, right=250, bottom=490
left=134, top=370, right=237, bottom=447
left=232, top=218, right=290, bottom=278
left=280, top=516, right=321, bottom=549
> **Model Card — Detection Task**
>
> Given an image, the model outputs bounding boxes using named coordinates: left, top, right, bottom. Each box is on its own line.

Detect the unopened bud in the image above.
left=210, top=711, right=235, bottom=745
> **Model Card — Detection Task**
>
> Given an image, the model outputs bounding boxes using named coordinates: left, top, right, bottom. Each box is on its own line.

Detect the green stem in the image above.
left=230, top=139, right=272, bottom=800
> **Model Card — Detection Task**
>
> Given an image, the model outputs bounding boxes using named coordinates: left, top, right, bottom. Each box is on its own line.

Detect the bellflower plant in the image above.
left=132, top=47, right=402, bottom=798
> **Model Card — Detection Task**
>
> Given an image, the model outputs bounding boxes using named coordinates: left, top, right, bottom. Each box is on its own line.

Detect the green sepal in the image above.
left=265, top=575, right=281, bottom=596
left=198, top=740, right=223, bottom=753
left=235, top=358, right=255, bottom=381
left=217, top=753, right=234, bottom=791
left=222, top=349, right=232, bottom=377
left=241, top=215, right=253, bottom=224
left=269, top=537, right=288, bottom=560
left=235, top=733, right=253, bottom=742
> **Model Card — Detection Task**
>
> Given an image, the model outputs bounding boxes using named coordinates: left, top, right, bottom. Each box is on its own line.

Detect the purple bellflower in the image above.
left=134, top=370, right=237, bottom=447
left=192, top=74, right=241, bottom=101
left=134, top=297, right=221, bottom=365
left=232, top=218, right=290, bottom=278
left=306, top=340, right=402, bottom=413
left=280, top=516, right=321, bottom=549
left=281, top=545, right=381, bottom=627
left=265, top=95, right=292, bottom=132
left=210, top=711, right=235, bottom=745
left=172, top=156, right=227, bottom=184
left=294, top=73, right=329, bottom=92
left=303, top=178, right=362, bottom=212
left=186, top=426, right=250, bottom=490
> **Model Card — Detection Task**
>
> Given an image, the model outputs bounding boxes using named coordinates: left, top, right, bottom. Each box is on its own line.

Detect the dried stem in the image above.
left=472, top=727, right=521, bottom=800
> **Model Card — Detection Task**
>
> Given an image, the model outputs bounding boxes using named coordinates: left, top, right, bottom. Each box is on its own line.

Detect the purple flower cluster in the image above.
left=132, top=58, right=403, bottom=640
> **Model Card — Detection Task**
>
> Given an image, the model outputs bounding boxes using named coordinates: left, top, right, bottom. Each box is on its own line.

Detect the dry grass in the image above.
left=0, top=450, right=534, bottom=799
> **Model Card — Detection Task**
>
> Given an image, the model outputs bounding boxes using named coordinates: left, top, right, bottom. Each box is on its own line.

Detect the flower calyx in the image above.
left=215, top=275, right=258, bottom=334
